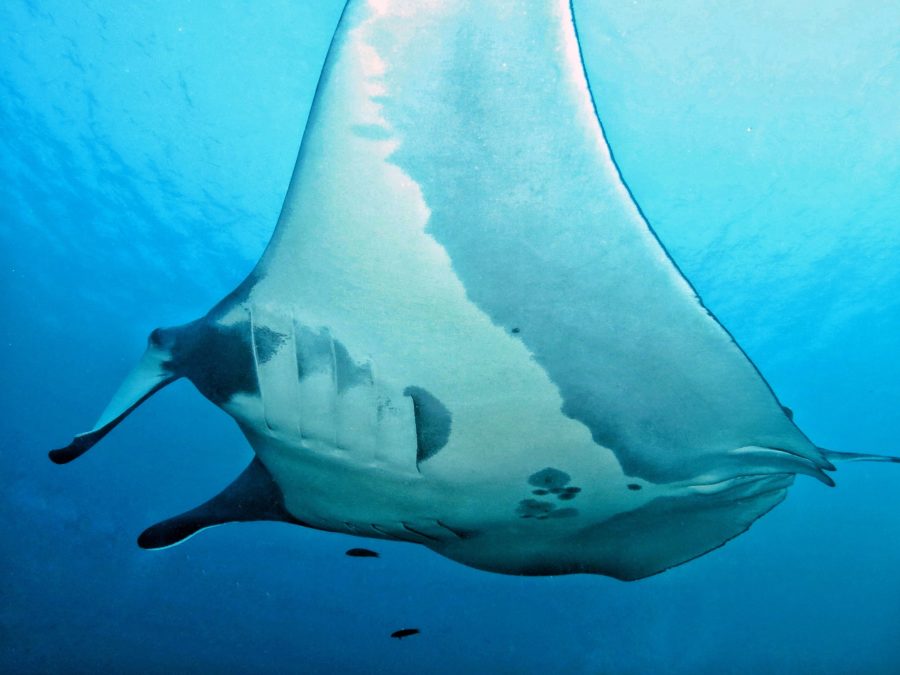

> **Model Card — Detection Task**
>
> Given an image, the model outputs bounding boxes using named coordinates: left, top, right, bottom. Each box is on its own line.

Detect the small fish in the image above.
left=390, top=628, right=420, bottom=640
left=345, top=548, right=379, bottom=558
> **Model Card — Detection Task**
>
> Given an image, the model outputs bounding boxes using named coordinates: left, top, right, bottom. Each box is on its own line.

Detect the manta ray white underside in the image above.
left=50, top=0, right=897, bottom=580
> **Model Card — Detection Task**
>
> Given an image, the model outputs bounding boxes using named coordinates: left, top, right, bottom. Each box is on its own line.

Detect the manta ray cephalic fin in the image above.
left=49, top=333, right=179, bottom=464
left=137, top=457, right=301, bottom=550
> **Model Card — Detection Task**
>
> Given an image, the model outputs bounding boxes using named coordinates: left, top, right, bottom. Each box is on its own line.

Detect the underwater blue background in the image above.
left=2, top=1, right=898, bottom=672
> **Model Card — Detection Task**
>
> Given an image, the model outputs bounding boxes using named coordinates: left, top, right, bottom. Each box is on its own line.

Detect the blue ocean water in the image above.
left=1, top=1, right=898, bottom=673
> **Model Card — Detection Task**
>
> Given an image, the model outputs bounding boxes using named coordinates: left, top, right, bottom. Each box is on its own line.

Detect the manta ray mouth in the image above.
left=684, top=444, right=837, bottom=489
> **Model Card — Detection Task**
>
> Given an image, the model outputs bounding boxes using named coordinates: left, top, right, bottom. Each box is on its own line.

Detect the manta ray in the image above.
left=50, top=0, right=897, bottom=580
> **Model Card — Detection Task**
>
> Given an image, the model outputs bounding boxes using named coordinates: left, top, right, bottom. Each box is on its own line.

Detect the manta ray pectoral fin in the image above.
left=137, top=457, right=300, bottom=549
left=49, top=332, right=179, bottom=464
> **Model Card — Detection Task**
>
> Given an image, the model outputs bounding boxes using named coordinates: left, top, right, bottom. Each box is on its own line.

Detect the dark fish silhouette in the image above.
left=390, top=628, right=420, bottom=640
left=345, top=547, right=379, bottom=558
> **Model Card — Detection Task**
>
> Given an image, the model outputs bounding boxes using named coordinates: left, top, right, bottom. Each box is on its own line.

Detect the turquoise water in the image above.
left=2, top=1, right=898, bottom=672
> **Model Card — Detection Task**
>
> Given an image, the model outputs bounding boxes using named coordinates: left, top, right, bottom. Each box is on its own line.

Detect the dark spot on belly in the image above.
left=516, top=499, right=579, bottom=521
left=556, top=486, right=581, bottom=501
left=516, top=499, right=555, bottom=518
left=294, top=324, right=333, bottom=380
left=511, top=327, right=521, bottom=334
left=253, top=326, right=287, bottom=364
left=164, top=319, right=258, bottom=405
left=403, top=386, right=452, bottom=464
left=527, top=467, right=571, bottom=489
left=333, top=338, right=373, bottom=392
left=627, top=483, right=642, bottom=491
left=532, top=489, right=549, bottom=496
left=291, top=325, right=373, bottom=391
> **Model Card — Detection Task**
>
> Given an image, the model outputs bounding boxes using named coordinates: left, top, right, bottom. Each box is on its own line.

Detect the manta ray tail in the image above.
left=820, top=448, right=900, bottom=465
left=48, top=328, right=181, bottom=464
left=138, top=457, right=300, bottom=549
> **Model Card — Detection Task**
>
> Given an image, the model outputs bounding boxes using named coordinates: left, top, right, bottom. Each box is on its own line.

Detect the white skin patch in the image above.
left=243, top=1, right=630, bottom=542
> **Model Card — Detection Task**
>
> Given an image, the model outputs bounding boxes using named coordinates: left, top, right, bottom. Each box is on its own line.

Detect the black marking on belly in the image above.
left=332, top=338, right=373, bottom=392
left=517, top=492, right=581, bottom=519
left=527, top=469, right=582, bottom=502
left=782, top=406, right=794, bottom=421
left=294, top=325, right=335, bottom=380
left=161, top=318, right=258, bottom=405
left=527, top=467, right=571, bottom=489
left=516, top=499, right=555, bottom=519
left=293, top=325, right=372, bottom=392
left=403, top=386, right=452, bottom=464
left=253, top=326, right=287, bottom=364
left=627, top=483, right=642, bottom=491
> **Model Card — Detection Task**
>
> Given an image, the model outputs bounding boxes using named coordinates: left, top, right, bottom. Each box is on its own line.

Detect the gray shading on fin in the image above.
left=137, top=457, right=301, bottom=549
left=578, top=474, right=794, bottom=581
